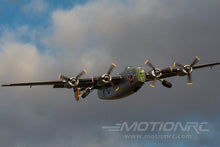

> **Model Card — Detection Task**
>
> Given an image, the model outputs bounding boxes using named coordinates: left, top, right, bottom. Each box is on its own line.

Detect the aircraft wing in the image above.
left=2, top=63, right=123, bottom=100
left=2, top=81, right=64, bottom=87
left=145, top=60, right=220, bottom=88
left=1, top=75, right=123, bottom=90
left=192, top=62, right=220, bottom=69
left=161, top=62, right=220, bottom=79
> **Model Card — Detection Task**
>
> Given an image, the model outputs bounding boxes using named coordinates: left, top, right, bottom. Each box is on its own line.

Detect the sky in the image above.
left=0, top=0, right=220, bottom=146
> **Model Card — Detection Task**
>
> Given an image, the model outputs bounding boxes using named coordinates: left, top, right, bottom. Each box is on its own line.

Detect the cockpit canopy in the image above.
left=124, top=66, right=146, bottom=82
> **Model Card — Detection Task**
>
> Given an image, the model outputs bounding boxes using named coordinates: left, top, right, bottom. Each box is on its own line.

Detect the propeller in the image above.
left=145, top=60, right=172, bottom=88
left=101, top=63, right=120, bottom=92
left=173, top=56, right=200, bottom=85
left=59, top=69, right=87, bottom=101
left=81, top=63, right=119, bottom=98
left=59, top=69, right=87, bottom=87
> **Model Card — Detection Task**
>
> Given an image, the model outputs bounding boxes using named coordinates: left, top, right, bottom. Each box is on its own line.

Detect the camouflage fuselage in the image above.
left=98, top=67, right=146, bottom=99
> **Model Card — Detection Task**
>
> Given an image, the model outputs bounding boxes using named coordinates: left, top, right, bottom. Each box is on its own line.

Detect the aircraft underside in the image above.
left=2, top=57, right=220, bottom=101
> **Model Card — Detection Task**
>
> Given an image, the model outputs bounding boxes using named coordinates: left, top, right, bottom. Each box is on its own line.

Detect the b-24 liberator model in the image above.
left=2, top=57, right=220, bottom=101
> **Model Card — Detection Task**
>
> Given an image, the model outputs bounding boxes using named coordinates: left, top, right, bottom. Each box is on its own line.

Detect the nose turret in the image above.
left=136, top=67, right=146, bottom=82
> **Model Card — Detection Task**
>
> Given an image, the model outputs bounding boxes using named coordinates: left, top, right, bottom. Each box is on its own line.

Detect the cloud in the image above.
left=0, top=28, right=54, bottom=82
left=0, top=42, right=53, bottom=81
left=44, top=0, right=161, bottom=52
left=22, top=0, right=47, bottom=14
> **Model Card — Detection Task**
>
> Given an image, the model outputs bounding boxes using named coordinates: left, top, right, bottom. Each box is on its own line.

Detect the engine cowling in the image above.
left=81, top=87, right=92, bottom=98
left=162, top=80, right=172, bottom=88
left=64, top=81, right=73, bottom=89
left=101, top=74, right=112, bottom=84
left=63, top=77, right=79, bottom=89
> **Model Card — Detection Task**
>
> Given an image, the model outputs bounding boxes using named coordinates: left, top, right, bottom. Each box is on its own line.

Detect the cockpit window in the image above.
left=125, top=67, right=135, bottom=72
left=125, top=67, right=130, bottom=71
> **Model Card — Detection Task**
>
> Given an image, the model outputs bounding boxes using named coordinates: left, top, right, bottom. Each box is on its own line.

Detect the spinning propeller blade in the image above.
left=59, top=74, right=69, bottom=81
left=145, top=60, right=155, bottom=69
left=102, top=63, right=119, bottom=92
left=59, top=69, right=87, bottom=101
left=173, top=62, right=184, bottom=68
left=187, top=74, right=193, bottom=85
left=76, top=69, right=87, bottom=79
left=191, top=56, right=200, bottom=67
left=145, top=59, right=172, bottom=88
left=174, top=56, right=200, bottom=85
left=108, top=63, right=117, bottom=75
left=150, top=78, right=157, bottom=88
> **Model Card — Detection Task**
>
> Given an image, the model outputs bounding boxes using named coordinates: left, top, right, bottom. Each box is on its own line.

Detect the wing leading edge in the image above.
left=193, top=62, right=220, bottom=69
left=2, top=62, right=220, bottom=88
left=1, top=75, right=123, bottom=89
left=2, top=81, right=64, bottom=87
left=158, top=62, right=220, bottom=80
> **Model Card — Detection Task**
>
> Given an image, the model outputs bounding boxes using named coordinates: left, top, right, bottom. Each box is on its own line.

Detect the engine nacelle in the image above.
left=162, top=80, right=172, bottom=88
left=63, top=77, right=79, bottom=89
left=176, top=65, right=193, bottom=76
left=64, top=82, right=73, bottom=89
left=81, top=87, right=92, bottom=98
left=101, top=74, right=112, bottom=84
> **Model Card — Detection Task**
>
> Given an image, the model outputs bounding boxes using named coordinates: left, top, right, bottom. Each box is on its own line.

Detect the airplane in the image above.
left=2, top=56, right=220, bottom=101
